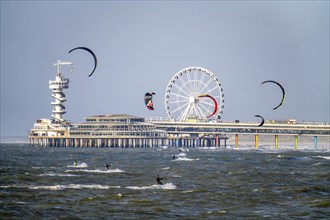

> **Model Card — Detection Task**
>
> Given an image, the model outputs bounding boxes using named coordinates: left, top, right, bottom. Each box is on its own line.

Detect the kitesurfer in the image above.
left=105, top=163, right=111, bottom=170
left=172, top=155, right=176, bottom=160
left=74, top=160, right=77, bottom=166
left=156, top=174, right=164, bottom=185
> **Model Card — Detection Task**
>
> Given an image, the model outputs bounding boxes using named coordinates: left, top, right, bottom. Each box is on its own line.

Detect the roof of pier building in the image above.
left=83, top=114, right=145, bottom=124
left=69, top=114, right=167, bottom=138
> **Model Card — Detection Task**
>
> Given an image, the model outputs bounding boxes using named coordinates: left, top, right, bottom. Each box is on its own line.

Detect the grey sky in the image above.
left=1, top=1, right=329, bottom=136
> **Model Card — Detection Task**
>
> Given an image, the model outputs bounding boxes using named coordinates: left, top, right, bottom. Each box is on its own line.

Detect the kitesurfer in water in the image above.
left=156, top=174, right=164, bottom=185
left=172, top=155, right=176, bottom=160
left=73, top=160, right=77, bottom=166
left=105, top=163, right=111, bottom=170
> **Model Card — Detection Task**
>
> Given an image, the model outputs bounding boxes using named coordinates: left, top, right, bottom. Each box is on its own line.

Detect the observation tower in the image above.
left=49, top=60, right=72, bottom=123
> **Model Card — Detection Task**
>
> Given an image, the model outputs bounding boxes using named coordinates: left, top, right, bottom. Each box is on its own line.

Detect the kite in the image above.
left=69, top=47, right=97, bottom=77
left=198, top=94, right=218, bottom=118
left=255, top=114, right=265, bottom=127
left=261, top=80, right=285, bottom=110
left=144, top=92, right=156, bottom=110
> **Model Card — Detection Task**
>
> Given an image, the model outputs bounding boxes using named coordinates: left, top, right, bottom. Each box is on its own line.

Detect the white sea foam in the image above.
left=159, top=146, right=168, bottom=149
left=312, top=162, right=322, bottom=166
left=316, top=156, right=330, bottom=160
left=126, top=182, right=176, bottom=190
left=14, top=201, right=27, bottom=205
left=32, top=167, right=44, bottom=169
left=162, top=167, right=170, bottom=170
left=0, top=184, right=120, bottom=190
left=38, top=172, right=79, bottom=177
left=171, top=174, right=182, bottom=178
left=198, top=147, right=219, bottom=150
left=177, top=152, right=187, bottom=157
left=67, top=162, right=88, bottom=168
left=65, top=168, right=124, bottom=173
left=172, top=157, right=199, bottom=161
left=182, top=190, right=194, bottom=194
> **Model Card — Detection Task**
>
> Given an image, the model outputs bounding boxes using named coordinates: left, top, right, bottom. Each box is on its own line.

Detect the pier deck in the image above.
left=29, top=115, right=329, bottom=148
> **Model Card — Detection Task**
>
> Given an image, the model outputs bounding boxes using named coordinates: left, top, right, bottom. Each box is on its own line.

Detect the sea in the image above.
left=0, top=143, right=329, bottom=219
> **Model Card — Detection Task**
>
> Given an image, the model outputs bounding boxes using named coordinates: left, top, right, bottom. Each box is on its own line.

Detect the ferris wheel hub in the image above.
left=189, top=96, right=196, bottom=104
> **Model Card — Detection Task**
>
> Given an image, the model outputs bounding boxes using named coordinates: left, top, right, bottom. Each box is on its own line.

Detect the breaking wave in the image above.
left=126, top=183, right=177, bottom=190
left=0, top=184, right=120, bottom=190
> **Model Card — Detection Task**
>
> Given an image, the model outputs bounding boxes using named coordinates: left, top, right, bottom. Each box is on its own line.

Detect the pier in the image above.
left=29, top=115, right=329, bottom=148
left=28, top=62, right=329, bottom=149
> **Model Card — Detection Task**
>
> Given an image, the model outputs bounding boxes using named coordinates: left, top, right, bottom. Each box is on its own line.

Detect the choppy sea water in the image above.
left=1, top=143, right=329, bottom=219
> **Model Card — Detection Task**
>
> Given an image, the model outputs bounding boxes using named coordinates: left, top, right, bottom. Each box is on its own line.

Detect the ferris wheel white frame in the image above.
left=164, top=67, right=225, bottom=122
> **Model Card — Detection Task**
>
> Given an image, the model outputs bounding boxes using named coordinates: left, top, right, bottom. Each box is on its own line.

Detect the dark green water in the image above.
left=1, top=144, right=329, bottom=219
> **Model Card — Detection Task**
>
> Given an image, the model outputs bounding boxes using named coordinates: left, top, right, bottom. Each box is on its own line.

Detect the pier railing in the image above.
left=146, top=117, right=329, bottom=126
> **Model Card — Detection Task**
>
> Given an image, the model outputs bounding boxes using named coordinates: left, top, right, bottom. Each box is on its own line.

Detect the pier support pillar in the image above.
left=275, top=135, right=279, bottom=149
left=235, top=134, right=239, bottom=148
left=294, top=135, right=299, bottom=149
left=313, top=136, right=318, bottom=148
left=255, top=134, right=259, bottom=149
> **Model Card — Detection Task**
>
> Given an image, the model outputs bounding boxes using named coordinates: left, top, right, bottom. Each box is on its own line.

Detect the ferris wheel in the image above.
left=165, top=67, right=225, bottom=122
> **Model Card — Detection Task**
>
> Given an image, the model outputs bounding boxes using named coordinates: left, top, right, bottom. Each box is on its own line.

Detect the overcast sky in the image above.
left=1, top=1, right=329, bottom=136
